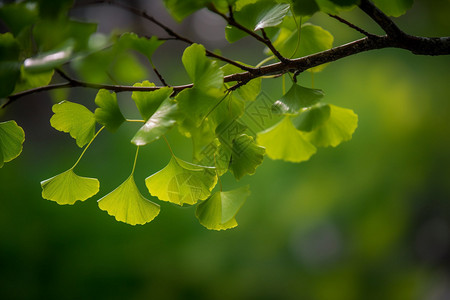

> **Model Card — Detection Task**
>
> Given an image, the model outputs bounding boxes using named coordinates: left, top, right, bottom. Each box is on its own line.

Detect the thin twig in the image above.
left=328, top=14, right=376, bottom=38
left=358, top=0, right=404, bottom=37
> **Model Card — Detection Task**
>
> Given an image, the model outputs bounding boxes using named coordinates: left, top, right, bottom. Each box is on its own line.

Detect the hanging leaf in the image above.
left=50, top=101, right=96, bottom=148
left=23, top=40, right=74, bottom=73
left=94, top=89, right=125, bottom=132
left=292, top=103, right=331, bottom=132
left=146, top=156, right=217, bottom=206
left=291, top=0, right=320, bottom=16
left=132, top=81, right=173, bottom=121
left=0, top=2, right=39, bottom=36
left=303, top=104, right=358, bottom=147
left=196, top=185, right=250, bottom=230
left=229, top=134, right=265, bottom=180
left=182, top=43, right=223, bottom=91
left=0, top=120, right=25, bottom=168
left=131, top=99, right=179, bottom=146
left=118, top=33, right=164, bottom=62
left=254, top=3, right=290, bottom=31
left=272, top=83, right=324, bottom=114
left=13, top=66, right=54, bottom=93
left=0, top=33, right=21, bottom=98
left=41, top=169, right=100, bottom=205
left=257, top=116, right=316, bottom=162
left=98, top=175, right=160, bottom=225
left=372, top=0, right=414, bottom=17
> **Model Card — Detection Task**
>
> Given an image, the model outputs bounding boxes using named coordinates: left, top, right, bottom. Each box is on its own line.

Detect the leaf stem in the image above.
left=290, top=15, right=302, bottom=59
left=255, top=55, right=276, bottom=68
left=126, top=119, right=145, bottom=123
left=162, top=135, right=175, bottom=158
left=131, top=146, right=140, bottom=175
left=71, top=126, right=105, bottom=170
left=214, top=154, right=222, bottom=192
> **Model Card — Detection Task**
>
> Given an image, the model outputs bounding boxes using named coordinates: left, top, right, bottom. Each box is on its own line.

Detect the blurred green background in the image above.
left=1, top=1, right=449, bottom=299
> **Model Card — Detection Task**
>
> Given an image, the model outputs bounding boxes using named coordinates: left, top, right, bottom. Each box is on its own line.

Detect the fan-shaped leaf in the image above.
left=131, top=99, right=179, bottom=146
left=303, top=104, right=358, bottom=147
left=118, top=33, right=164, bottom=62
left=257, top=116, right=316, bottom=162
left=0, top=120, right=25, bottom=168
left=41, top=169, right=100, bottom=205
left=132, top=81, right=173, bottom=121
left=146, top=157, right=217, bottom=206
left=50, top=101, right=96, bottom=148
left=98, top=175, right=160, bottom=225
left=292, top=103, right=331, bottom=132
left=254, top=3, right=290, bottom=31
left=272, top=83, right=324, bottom=114
left=196, top=185, right=250, bottom=230
left=229, top=134, right=265, bottom=180
left=23, top=40, right=74, bottom=73
left=94, top=89, right=125, bottom=132
left=182, top=43, right=223, bottom=90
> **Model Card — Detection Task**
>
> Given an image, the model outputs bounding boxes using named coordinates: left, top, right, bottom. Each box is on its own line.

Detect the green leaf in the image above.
left=14, top=66, right=54, bottom=93
left=131, top=99, right=179, bottom=146
left=132, top=81, right=173, bottom=121
left=328, top=0, right=359, bottom=7
left=229, top=134, right=265, bottom=180
left=372, top=0, right=413, bottom=17
left=257, top=116, right=316, bottom=162
left=94, top=89, right=125, bottom=132
left=118, top=33, right=164, bottom=62
left=292, top=103, right=331, bottom=132
left=146, top=157, right=217, bottom=206
left=98, top=175, right=160, bottom=225
left=50, top=101, right=96, bottom=148
left=0, top=121, right=25, bottom=168
left=221, top=63, right=261, bottom=101
left=196, top=185, right=250, bottom=230
left=182, top=44, right=223, bottom=90
left=0, top=2, right=39, bottom=36
left=41, top=169, right=100, bottom=205
left=291, top=0, right=320, bottom=16
left=254, top=3, right=290, bottom=31
left=303, top=104, right=358, bottom=147
left=272, top=83, right=324, bottom=114
left=0, top=33, right=21, bottom=98
left=23, top=40, right=74, bottom=73
left=163, top=0, right=210, bottom=21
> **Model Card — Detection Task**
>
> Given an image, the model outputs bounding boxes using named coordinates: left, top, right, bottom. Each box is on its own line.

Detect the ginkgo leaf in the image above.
left=229, top=134, right=265, bottom=180
left=131, top=99, right=179, bottom=146
left=372, top=0, right=413, bottom=17
left=23, top=40, right=74, bottom=73
left=50, top=101, right=96, bottom=148
left=292, top=103, right=331, bottom=132
left=272, top=83, right=324, bottom=114
left=118, top=33, right=164, bottom=62
left=0, top=120, right=25, bottom=168
left=257, top=116, right=316, bottom=162
left=254, top=3, right=290, bottom=31
left=221, top=63, right=261, bottom=101
left=41, top=169, right=100, bottom=205
left=182, top=43, right=223, bottom=90
left=98, top=175, right=160, bottom=225
left=303, top=104, right=358, bottom=147
left=196, top=185, right=250, bottom=231
left=146, top=156, right=217, bottom=206
left=94, top=89, right=125, bottom=132
left=131, top=81, right=173, bottom=121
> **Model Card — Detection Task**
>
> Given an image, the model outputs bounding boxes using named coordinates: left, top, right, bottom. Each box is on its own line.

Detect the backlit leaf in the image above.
left=41, top=169, right=100, bottom=205
left=163, top=0, right=210, bottom=21
left=118, top=33, right=164, bottom=62
left=0, top=121, right=25, bottom=168
left=292, top=103, right=331, bottom=132
left=94, top=89, right=125, bottom=132
left=196, top=185, right=250, bottom=230
left=229, top=134, right=265, bottom=180
left=131, top=99, right=179, bottom=146
left=257, top=116, right=316, bottom=162
left=132, top=81, right=173, bottom=121
left=50, top=101, right=96, bottom=148
left=254, top=3, right=290, bottom=31
left=221, top=63, right=261, bottom=101
left=146, top=156, right=217, bottom=206
left=23, top=40, right=74, bottom=73
left=272, top=83, right=324, bottom=114
left=372, top=0, right=413, bottom=17
left=303, top=104, right=358, bottom=147
left=14, top=66, right=54, bottom=93
left=98, top=175, right=160, bottom=225
left=182, top=44, right=223, bottom=90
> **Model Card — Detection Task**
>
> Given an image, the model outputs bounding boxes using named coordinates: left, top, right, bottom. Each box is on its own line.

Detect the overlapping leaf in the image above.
left=98, top=175, right=160, bottom=225
left=272, top=83, right=324, bottom=114
left=0, top=121, right=25, bottom=168
left=292, top=103, right=331, bottom=132
left=94, top=89, right=125, bottom=132
left=182, top=43, right=223, bottom=90
left=131, top=99, right=179, bottom=146
left=229, top=134, right=265, bottom=180
left=146, top=157, right=217, bottom=206
left=372, top=0, right=413, bottom=17
left=132, top=81, right=173, bottom=121
left=196, top=185, right=250, bottom=230
left=41, top=169, right=100, bottom=205
left=221, top=63, right=261, bottom=101
left=50, top=101, right=96, bottom=148
left=162, top=0, right=210, bottom=21
left=118, top=33, right=164, bottom=62
left=257, top=116, right=316, bottom=162
left=303, top=104, right=358, bottom=147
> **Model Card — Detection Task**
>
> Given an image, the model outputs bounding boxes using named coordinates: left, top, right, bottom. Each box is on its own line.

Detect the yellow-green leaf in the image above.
left=132, top=81, right=173, bottom=121
left=0, top=120, right=25, bottom=168
left=94, top=89, right=125, bottom=132
left=98, top=175, right=160, bottom=225
left=41, top=169, right=100, bottom=205
left=229, top=134, right=265, bottom=180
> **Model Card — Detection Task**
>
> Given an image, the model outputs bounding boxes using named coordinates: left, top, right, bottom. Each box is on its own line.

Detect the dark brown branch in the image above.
left=77, top=0, right=255, bottom=72
left=358, top=0, right=404, bottom=37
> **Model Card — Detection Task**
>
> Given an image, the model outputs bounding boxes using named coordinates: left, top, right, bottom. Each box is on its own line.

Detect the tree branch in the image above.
left=328, top=14, right=376, bottom=38
left=358, top=0, right=404, bottom=37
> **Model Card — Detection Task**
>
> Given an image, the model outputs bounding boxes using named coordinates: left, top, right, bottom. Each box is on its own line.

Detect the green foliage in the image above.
left=372, top=0, right=413, bottom=17
left=132, top=81, right=173, bottom=121
left=0, top=121, right=25, bottom=168
left=272, top=83, right=324, bottom=114
left=0, top=33, right=21, bottom=98
left=94, top=89, right=125, bottom=132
